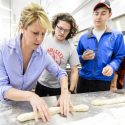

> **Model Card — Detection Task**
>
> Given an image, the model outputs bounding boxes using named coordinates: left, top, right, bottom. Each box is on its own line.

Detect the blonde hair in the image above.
left=18, top=3, right=52, bottom=33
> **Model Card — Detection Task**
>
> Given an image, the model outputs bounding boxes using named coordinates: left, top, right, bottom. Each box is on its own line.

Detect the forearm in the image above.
left=110, top=72, right=118, bottom=90
left=58, top=75, right=71, bottom=116
left=60, top=76, right=69, bottom=94
left=4, top=88, right=35, bottom=101
left=69, top=69, right=78, bottom=92
left=4, top=88, right=51, bottom=122
left=109, top=57, right=123, bottom=72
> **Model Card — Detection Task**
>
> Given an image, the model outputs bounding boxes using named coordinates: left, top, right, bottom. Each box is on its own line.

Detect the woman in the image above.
left=0, top=3, right=70, bottom=122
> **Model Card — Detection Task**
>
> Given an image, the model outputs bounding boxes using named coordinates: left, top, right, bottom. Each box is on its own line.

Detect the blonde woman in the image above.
left=0, top=3, right=70, bottom=122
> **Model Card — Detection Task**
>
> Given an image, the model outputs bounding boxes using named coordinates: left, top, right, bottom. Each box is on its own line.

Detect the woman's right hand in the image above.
left=28, top=92, right=51, bottom=122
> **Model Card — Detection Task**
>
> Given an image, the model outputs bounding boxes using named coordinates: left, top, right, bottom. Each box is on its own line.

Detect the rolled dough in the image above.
left=91, top=96, right=125, bottom=106
left=17, top=104, right=89, bottom=122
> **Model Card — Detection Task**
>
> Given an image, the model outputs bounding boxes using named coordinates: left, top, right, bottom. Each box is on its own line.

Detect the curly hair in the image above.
left=52, top=13, right=78, bottom=40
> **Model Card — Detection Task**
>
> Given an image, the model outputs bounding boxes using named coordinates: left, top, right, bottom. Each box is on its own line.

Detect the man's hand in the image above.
left=102, top=65, right=113, bottom=76
left=82, top=49, right=95, bottom=60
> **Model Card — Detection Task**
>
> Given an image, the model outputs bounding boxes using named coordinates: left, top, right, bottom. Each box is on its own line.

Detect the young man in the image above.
left=77, top=0, right=125, bottom=93
left=35, top=13, right=80, bottom=96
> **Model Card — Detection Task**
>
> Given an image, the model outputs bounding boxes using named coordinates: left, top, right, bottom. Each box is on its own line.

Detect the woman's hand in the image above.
left=55, top=92, right=72, bottom=116
left=28, top=93, right=51, bottom=122
left=4, top=88, right=50, bottom=122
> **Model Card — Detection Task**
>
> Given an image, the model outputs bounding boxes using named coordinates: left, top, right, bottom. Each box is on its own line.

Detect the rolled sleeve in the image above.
left=77, top=37, right=86, bottom=64
left=109, top=32, right=125, bottom=71
left=0, top=85, right=12, bottom=100
left=0, top=50, right=12, bottom=100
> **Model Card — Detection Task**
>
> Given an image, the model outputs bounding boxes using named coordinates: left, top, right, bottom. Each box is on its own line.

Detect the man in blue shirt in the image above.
left=77, top=0, right=125, bottom=93
left=0, top=3, right=70, bottom=122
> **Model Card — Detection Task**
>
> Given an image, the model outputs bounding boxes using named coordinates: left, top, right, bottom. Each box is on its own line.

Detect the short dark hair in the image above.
left=52, top=13, right=78, bottom=40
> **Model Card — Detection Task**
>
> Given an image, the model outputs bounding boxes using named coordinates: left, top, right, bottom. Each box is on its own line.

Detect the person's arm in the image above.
left=4, top=88, right=50, bottom=122
left=110, top=72, right=118, bottom=91
left=77, top=38, right=95, bottom=64
left=102, top=33, right=125, bottom=77
left=108, top=32, right=125, bottom=72
left=68, top=43, right=80, bottom=93
left=69, top=66, right=78, bottom=93
left=0, top=47, right=51, bottom=122
left=54, top=75, right=71, bottom=116
left=77, top=38, right=85, bottom=63
left=45, top=53, right=71, bottom=116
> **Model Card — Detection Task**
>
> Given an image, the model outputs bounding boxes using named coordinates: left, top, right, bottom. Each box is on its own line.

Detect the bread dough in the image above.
left=91, top=96, right=125, bottom=106
left=17, top=104, right=89, bottom=122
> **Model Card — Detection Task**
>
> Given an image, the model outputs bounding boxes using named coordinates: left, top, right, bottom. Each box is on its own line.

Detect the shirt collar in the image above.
left=8, top=35, right=42, bottom=55
left=87, top=26, right=112, bottom=38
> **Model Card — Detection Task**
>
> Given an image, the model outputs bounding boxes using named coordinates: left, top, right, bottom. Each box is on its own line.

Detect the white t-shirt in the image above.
left=93, top=28, right=106, bottom=42
left=38, top=34, right=80, bottom=88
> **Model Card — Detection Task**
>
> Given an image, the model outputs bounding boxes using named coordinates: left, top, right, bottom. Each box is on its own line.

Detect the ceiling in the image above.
left=11, top=0, right=90, bottom=19
left=0, top=0, right=125, bottom=37
left=41, top=0, right=85, bottom=18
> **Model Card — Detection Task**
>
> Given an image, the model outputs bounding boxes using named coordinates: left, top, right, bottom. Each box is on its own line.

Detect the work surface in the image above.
left=1, top=90, right=125, bottom=125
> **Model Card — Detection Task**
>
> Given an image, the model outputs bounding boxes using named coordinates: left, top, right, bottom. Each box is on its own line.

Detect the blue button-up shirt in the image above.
left=0, top=36, right=67, bottom=100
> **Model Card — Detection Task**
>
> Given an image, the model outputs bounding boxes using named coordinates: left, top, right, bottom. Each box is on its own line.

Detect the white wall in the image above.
left=0, top=0, right=125, bottom=41
left=73, top=0, right=125, bottom=31
left=0, top=0, right=11, bottom=40
left=0, top=0, right=40, bottom=41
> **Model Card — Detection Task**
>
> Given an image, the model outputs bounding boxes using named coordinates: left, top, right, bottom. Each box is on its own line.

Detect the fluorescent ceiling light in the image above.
left=0, top=5, right=12, bottom=11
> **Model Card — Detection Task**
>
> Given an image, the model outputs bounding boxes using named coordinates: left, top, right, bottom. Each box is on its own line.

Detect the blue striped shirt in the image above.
left=0, top=36, right=67, bottom=100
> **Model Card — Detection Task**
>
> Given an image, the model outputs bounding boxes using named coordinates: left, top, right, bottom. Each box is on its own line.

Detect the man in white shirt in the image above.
left=35, top=13, right=80, bottom=96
